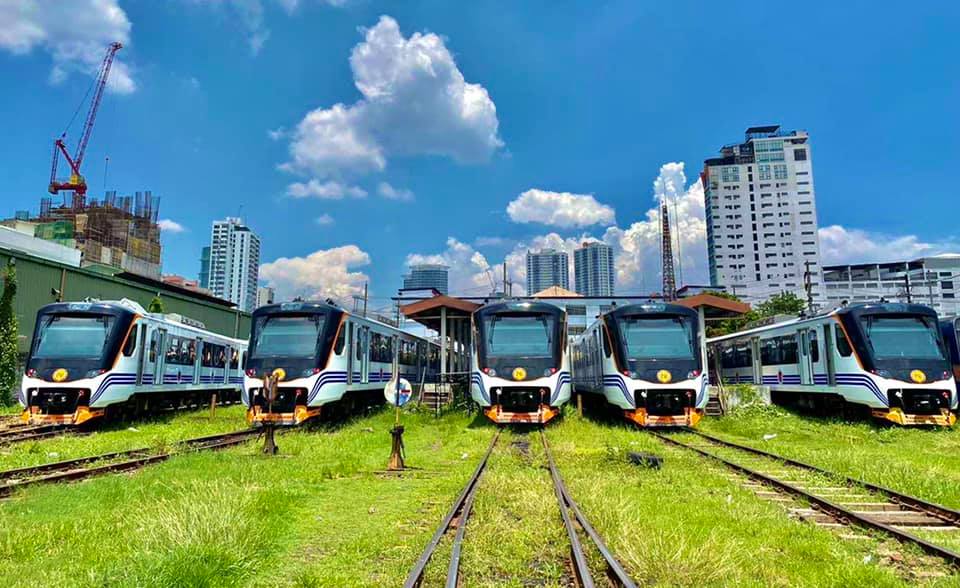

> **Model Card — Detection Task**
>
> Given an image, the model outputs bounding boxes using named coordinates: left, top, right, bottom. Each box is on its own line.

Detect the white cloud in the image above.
left=0, top=0, right=135, bottom=93
left=279, top=15, right=502, bottom=182
left=377, top=182, right=414, bottom=202
left=408, top=162, right=710, bottom=297
left=818, top=225, right=959, bottom=265
left=314, top=214, right=334, bottom=226
left=286, top=179, right=367, bottom=199
left=506, top=189, right=616, bottom=228
left=157, top=219, right=187, bottom=233
left=474, top=236, right=513, bottom=248
left=260, top=244, right=370, bottom=302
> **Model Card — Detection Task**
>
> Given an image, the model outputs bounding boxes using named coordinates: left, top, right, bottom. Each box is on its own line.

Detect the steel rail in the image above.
left=404, top=429, right=501, bottom=588
left=650, top=430, right=960, bottom=568
left=684, top=428, right=960, bottom=525
left=0, top=429, right=259, bottom=498
left=0, top=425, right=68, bottom=445
left=540, top=430, right=637, bottom=588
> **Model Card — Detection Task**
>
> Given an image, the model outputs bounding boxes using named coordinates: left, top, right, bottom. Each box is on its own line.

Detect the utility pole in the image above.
left=804, top=260, right=814, bottom=312
left=903, top=271, right=912, bottom=303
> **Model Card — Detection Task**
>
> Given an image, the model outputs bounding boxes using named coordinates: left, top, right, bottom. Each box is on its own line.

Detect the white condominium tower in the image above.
left=703, top=125, right=823, bottom=304
left=526, top=249, right=570, bottom=294
left=574, top=241, right=615, bottom=296
left=207, top=217, right=261, bottom=312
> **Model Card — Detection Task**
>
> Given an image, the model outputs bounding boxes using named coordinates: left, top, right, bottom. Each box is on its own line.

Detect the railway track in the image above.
left=0, top=424, right=70, bottom=445
left=404, top=429, right=636, bottom=588
left=0, top=429, right=259, bottom=498
left=650, top=428, right=960, bottom=568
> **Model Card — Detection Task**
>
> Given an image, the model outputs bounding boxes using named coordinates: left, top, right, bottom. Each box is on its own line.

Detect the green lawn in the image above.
left=700, top=405, right=960, bottom=510
left=2, top=405, right=959, bottom=586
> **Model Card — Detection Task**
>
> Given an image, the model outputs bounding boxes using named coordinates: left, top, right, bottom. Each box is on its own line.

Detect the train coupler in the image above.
left=26, top=406, right=104, bottom=426
left=484, top=404, right=558, bottom=425
left=246, top=404, right=321, bottom=427
left=624, top=407, right=702, bottom=428
left=872, top=407, right=956, bottom=427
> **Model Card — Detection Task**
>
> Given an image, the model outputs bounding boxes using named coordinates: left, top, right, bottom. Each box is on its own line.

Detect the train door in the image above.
left=153, top=329, right=167, bottom=385
left=359, top=326, right=370, bottom=384
left=798, top=330, right=814, bottom=385
left=136, top=324, right=149, bottom=385
left=751, top=338, right=762, bottom=384
left=346, top=322, right=355, bottom=385
left=822, top=324, right=837, bottom=386
left=193, top=338, right=203, bottom=385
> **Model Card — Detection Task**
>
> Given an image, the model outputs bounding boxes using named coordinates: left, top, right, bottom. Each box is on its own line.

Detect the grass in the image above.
left=0, top=405, right=253, bottom=471
left=546, top=410, right=960, bottom=586
left=0, top=407, right=494, bottom=587
left=2, top=403, right=960, bottom=586
left=700, top=404, right=960, bottom=510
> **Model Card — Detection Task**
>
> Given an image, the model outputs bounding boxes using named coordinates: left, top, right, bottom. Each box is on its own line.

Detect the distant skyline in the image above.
left=1, top=1, right=958, bottom=314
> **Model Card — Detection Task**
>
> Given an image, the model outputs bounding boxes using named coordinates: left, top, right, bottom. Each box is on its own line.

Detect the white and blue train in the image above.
left=20, top=299, right=246, bottom=426
left=470, top=301, right=571, bottom=424
left=709, top=302, right=957, bottom=426
left=572, top=302, right=708, bottom=427
left=243, top=300, right=441, bottom=426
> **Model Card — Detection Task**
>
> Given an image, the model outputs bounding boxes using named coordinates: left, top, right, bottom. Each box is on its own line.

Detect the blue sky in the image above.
left=2, top=1, right=958, bottom=311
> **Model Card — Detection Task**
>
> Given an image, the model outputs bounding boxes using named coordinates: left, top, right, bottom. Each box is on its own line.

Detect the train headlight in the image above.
left=482, top=367, right=497, bottom=377
left=84, top=369, right=106, bottom=379
left=871, top=369, right=892, bottom=379
left=687, top=369, right=701, bottom=380
left=543, top=367, right=557, bottom=377
left=909, top=370, right=926, bottom=384
left=52, top=368, right=68, bottom=383
left=301, top=368, right=321, bottom=378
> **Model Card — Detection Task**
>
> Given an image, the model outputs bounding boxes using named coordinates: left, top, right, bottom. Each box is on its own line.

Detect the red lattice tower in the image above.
left=660, top=200, right=676, bottom=301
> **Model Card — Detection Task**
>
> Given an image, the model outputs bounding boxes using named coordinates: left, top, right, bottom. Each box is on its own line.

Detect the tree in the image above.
left=148, top=295, right=165, bottom=313
left=0, top=261, right=19, bottom=407
left=754, top=292, right=806, bottom=318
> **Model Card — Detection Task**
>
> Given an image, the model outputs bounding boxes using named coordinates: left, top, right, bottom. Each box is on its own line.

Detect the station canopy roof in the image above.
left=531, top=285, right=581, bottom=298
left=400, top=295, right=481, bottom=331
left=674, top=293, right=751, bottom=320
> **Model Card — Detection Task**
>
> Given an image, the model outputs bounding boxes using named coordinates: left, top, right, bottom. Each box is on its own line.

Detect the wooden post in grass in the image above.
left=209, top=393, right=217, bottom=418
left=262, top=372, right=279, bottom=455
left=577, top=392, right=583, bottom=417
left=387, top=372, right=411, bottom=471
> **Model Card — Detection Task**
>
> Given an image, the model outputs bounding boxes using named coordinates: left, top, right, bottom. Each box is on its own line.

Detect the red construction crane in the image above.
left=48, top=41, right=123, bottom=203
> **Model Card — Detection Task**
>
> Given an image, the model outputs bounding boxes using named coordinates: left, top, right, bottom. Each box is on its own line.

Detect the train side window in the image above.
left=166, top=336, right=181, bottom=364
left=356, top=327, right=363, bottom=361
left=123, top=325, right=138, bottom=356
left=149, top=331, right=158, bottom=362
left=835, top=325, right=853, bottom=357
left=780, top=336, right=798, bottom=364
left=601, top=326, right=612, bottom=358
left=809, top=332, right=819, bottom=363
left=230, top=348, right=239, bottom=369
left=334, top=325, right=346, bottom=355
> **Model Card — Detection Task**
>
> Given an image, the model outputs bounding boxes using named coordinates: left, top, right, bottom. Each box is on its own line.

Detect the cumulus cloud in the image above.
left=377, top=182, right=414, bottom=202
left=0, top=0, right=135, bottom=93
left=408, top=162, right=709, bottom=297
left=286, top=179, right=367, bottom=199
left=507, top=189, right=616, bottom=228
left=157, top=219, right=186, bottom=233
left=279, top=15, right=502, bottom=182
left=818, top=225, right=958, bottom=265
left=260, top=245, right=370, bottom=302
left=314, top=214, right=334, bottom=226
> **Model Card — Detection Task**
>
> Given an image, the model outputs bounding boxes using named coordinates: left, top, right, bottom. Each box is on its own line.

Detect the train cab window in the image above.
left=601, top=326, right=612, bottom=358
left=122, top=325, right=138, bottom=357
left=334, top=325, right=346, bottom=355
left=835, top=324, right=853, bottom=357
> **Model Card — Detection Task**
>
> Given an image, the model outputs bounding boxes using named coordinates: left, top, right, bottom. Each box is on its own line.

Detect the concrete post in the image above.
left=698, top=306, right=708, bottom=379
left=440, top=306, right=447, bottom=378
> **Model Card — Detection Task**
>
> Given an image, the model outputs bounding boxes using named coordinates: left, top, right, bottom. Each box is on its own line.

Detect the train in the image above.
left=572, top=302, right=708, bottom=427
left=20, top=299, right=246, bottom=426
left=470, top=301, right=571, bottom=424
left=709, top=302, right=957, bottom=426
left=941, top=316, right=960, bottom=383
left=243, top=300, right=441, bottom=426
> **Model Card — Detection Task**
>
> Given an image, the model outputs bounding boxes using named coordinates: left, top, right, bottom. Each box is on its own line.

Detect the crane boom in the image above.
left=48, top=41, right=123, bottom=200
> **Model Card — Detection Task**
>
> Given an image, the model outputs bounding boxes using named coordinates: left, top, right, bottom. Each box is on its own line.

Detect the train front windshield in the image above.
left=860, top=315, right=947, bottom=362
left=27, top=311, right=130, bottom=377
left=249, top=315, right=326, bottom=359
left=483, top=314, right=555, bottom=358
left=612, top=313, right=700, bottom=377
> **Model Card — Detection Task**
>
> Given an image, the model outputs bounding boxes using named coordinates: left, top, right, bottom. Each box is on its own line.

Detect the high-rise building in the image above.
left=703, top=125, right=823, bottom=304
left=402, top=264, right=449, bottom=294
left=821, top=255, right=960, bottom=316
left=198, top=246, right=210, bottom=289
left=574, top=242, right=615, bottom=296
left=256, top=285, right=275, bottom=308
left=207, top=217, right=260, bottom=311
left=526, top=249, right=569, bottom=294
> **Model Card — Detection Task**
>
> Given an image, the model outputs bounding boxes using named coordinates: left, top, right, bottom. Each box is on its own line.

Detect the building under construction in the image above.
left=8, top=191, right=163, bottom=279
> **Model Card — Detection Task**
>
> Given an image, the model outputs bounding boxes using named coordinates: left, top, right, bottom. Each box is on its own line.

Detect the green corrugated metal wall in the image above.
left=0, top=246, right=251, bottom=354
